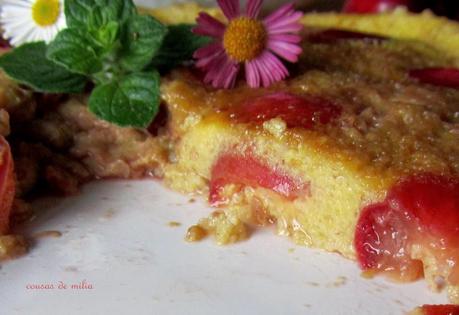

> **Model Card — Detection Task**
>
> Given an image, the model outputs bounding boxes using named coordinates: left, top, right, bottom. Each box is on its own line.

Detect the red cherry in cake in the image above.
left=209, top=152, right=309, bottom=206
left=421, top=304, right=459, bottom=315
left=343, top=0, right=410, bottom=13
left=344, top=0, right=459, bottom=20
left=355, top=174, right=459, bottom=282
left=409, top=68, right=459, bottom=90
left=0, top=137, right=15, bottom=234
left=232, top=92, right=341, bottom=129
left=307, top=29, right=388, bottom=43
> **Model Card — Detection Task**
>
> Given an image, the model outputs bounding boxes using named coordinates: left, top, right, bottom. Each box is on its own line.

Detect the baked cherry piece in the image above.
left=343, top=0, right=410, bottom=13
left=0, top=137, right=15, bottom=234
left=409, top=68, right=459, bottom=90
left=343, top=0, right=459, bottom=20
left=307, top=29, right=388, bottom=43
left=232, top=92, right=341, bottom=129
left=209, top=153, right=309, bottom=206
left=355, top=174, right=459, bottom=282
left=420, top=305, right=459, bottom=315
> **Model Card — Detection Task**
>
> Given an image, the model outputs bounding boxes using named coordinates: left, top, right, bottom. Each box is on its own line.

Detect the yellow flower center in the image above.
left=32, top=0, right=60, bottom=27
left=223, top=17, right=267, bottom=62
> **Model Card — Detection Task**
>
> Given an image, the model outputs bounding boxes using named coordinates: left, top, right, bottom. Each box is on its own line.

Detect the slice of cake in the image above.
left=154, top=5, right=459, bottom=302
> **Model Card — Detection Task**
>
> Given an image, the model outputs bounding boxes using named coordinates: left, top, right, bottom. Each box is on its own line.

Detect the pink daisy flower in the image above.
left=193, top=0, right=303, bottom=89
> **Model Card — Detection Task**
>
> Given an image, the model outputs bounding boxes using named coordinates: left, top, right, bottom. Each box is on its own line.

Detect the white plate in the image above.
left=0, top=1, right=450, bottom=314
left=0, top=180, right=448, bottom=314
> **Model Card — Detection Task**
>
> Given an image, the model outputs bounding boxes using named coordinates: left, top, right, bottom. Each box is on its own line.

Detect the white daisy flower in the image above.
left=1, top=0, right=66, bottom=46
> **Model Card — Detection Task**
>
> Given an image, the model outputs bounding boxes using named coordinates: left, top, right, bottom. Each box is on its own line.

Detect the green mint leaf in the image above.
left=88, top=71, right=160, bottom=128
left=119, top=15, right=168, bottom=72
left=65, top=0, right=136, bottom=30
left=47, top=28, right=103, bottom=75
left=0, top=42, right=86, bottom=93
left=96, top=21, right=119, bottom=47
left=151, top=24, right=212, bottom=70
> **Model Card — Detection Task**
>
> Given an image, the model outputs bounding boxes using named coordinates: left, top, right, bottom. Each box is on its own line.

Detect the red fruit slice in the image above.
left=409, top=68, right=459, bottom=90
left=343, top=0, right=410, bottom=13
left=355, top=202, right=424, bottom=280
left=307, top=29, right=388, bottom=43
left=343, top=0, right=459, bottom=20
left=232, top=92, right=341, bottom=129
left=209, top=152, right=309, bottom=206
left=0, top=136, right=15, bottom=235
left=421, top=304, right=459, bottom=315
left=389, top=175, right=459, bottom=241
left=355, top=174, right=459, bottom=282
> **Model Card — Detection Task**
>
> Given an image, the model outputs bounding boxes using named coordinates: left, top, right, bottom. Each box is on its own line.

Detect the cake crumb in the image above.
left=185, top=225, right=208, bottom=242
left=361, top=270, right=377, bottom=279
left=0, top=235, right=28, bottom=260
left=183, top=113, right=202, bottom=129
left=288, top=248, right=296, bottom=253
left=305, top=281, right=320, bottom=287
left=327, top=276, right=347, bottom=288
left=33, top=230, right=62, bottom=239
left=168, top=221, right=181, bottom=227
left=263, top=118, right=287, bottom=138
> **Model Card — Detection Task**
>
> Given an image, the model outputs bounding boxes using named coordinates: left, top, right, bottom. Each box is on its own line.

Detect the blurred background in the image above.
left=134, top=0, right=345, bottom=12
left=134, top=0, right=459, bottom=20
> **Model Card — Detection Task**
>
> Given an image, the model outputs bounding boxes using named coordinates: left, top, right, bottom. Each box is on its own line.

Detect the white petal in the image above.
left=3, top=1, right=33, bottom=9
left=0, top=0, right=66, bottom=46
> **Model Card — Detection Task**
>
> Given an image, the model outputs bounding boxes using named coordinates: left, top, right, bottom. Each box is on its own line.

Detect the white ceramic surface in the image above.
left=0, top=180, right=449, bottom=315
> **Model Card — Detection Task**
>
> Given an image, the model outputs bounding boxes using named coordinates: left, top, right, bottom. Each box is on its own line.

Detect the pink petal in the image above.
left=202, top=53, right=240, bottom=89
left=266, top=23, right=303, bottom=35
left=204, top=53, right=228, bottom=84
left=254, top=56, right=274, bottom=87
left=251, top=59, right=267, bottom=87
left=265, top=12, right=303, bottom=32
left=260, top=55, right=278, bottom=84
left=194, top=42, right=223, bottom=59
left=251, top=51, right=289, bottom=87
left=267, top=39, right=302, bottom=62
left=269, top=34, right=302, bottom=44
left=246, top=0, right=263, bottom=18
left=261, top=51, right=289, bottom=80
left=196, top=46, right=226, bottom=70
left=213, top=59, right=232, bottom=86
left=213, top=58, right=240, bottom=88
left=263, top=3, right=295, bottom=25
left=245, top=60, right=260, bottom=88
left=223, top=63, right=240, bottom=88
left=265, top=11, right=302, bottom=28
left=217, top=0, right=240, bottom=20
left=193, top=13, right=226, bottom=38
